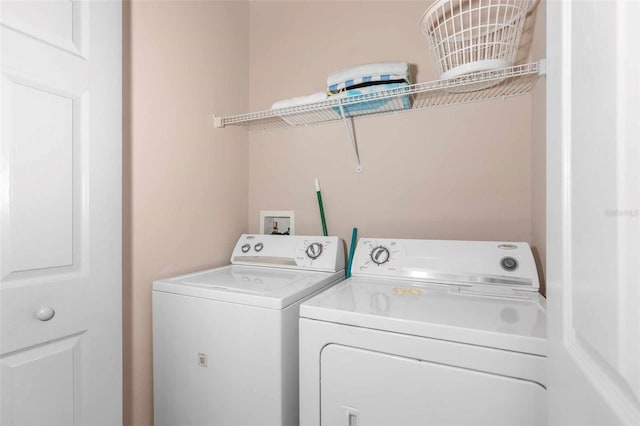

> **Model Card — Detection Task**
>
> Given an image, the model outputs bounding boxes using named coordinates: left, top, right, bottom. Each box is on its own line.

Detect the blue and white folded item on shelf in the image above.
left=331, top=82, right=411, bottom=117
left=271, top=92, right=328, bottom=110
left=327, top=61, right=410, bottom=94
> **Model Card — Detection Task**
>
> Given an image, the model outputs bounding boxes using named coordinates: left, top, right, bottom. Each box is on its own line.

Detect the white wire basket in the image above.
left=421, top=0, right=532, bottom=83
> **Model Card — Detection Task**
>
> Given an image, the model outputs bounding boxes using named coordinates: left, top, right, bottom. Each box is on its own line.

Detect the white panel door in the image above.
left=0, top=2, right=122, bottom=425
left=546, top=0, right=640, bottom=425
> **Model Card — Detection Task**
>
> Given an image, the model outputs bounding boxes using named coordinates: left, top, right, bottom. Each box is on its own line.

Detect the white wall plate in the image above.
left=260, top=210, right=294, bottom=235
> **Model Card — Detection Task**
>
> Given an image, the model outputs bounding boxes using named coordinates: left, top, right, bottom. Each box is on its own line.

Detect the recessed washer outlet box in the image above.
left=260, top=210, right=294, bottom=235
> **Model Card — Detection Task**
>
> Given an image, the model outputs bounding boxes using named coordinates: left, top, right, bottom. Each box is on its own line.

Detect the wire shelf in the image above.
left=214, top=61, right=544, bottom=132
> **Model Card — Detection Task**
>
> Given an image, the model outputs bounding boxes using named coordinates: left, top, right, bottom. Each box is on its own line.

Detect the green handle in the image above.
left=316, top=191, right=328, bottom=237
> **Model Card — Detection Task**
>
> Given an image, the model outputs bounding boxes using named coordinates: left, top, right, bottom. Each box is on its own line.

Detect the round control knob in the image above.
left=254, top=242, right=264, bottom=252
left=370, top=246, right=390, bottom=265
left=305, top=242, right=323, bottom=259
left=36, top=306, right=55, bottom=322
left=500, top=256, right=519, bottom=271
left=241, top=243, right=251, bottom=253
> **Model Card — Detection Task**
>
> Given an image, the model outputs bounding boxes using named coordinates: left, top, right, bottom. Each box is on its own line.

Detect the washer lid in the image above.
left=300, top=277, right=546, bottom=356
left=153, top=265, right=343, bottom=309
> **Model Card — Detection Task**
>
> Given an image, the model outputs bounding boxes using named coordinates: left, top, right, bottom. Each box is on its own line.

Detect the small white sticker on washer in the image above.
left=198, top=353, right=208, bottom=367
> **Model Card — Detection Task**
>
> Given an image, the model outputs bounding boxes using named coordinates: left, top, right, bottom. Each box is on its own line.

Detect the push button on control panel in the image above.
left=500, top=256, right=518, bottom=271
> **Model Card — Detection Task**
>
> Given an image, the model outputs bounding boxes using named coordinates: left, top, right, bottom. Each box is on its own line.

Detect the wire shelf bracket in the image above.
left=337, top=103, right=362, bottom=172
left=213, top=61, right=546, bottom=172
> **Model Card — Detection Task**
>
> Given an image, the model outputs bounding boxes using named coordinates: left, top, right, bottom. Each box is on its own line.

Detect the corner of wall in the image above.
left=530, top=0, right=547, bottom=295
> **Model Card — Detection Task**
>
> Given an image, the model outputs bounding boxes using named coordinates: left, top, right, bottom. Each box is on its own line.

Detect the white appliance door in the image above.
left=0, top=2, right=122, bottom=425
left=320, top=344, right=545, bottom=426
left=547, top=1, right=640, bottom=424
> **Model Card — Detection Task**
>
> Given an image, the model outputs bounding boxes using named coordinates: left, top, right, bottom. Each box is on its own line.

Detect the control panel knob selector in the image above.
left=254, top=242, right=264, bottom=252
left=306, top=242, right=323, bottom=259
left=241, top=243, right=251, bottom=253
left=370, top=246, right=390, bottom=265
left=500, top=256, right=519, bottom=271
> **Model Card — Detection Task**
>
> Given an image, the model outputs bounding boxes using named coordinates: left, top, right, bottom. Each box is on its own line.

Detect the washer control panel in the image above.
left=230, top=234, right=345, bottom=272
left=351, top=238, right=539, bottom=292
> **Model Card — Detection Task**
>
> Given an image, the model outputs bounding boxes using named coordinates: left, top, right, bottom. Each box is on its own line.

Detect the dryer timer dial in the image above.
left=370, top=246, right=390, bottom=265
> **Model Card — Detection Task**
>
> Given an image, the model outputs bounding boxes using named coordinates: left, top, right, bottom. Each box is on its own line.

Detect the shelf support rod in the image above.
left=338, top=103, right=362, bottom=173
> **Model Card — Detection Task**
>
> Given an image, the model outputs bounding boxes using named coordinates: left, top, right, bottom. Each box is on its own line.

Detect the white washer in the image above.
left=153, top=234, right=344, bottom=426
left=300, top=238, right=546, bottom=426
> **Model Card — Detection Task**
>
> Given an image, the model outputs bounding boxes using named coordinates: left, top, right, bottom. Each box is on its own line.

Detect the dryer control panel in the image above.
left=231, top=234, right=345, bottom=272
left=351, top=238, right=539, bottom=292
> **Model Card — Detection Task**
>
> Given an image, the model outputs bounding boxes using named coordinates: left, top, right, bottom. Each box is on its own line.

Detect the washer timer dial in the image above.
left=306, top=242, right=323, bottom=259
left=370, top=246, right=390, bottom=265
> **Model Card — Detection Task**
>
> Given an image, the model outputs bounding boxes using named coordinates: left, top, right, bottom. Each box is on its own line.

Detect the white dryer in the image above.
left=299, top=238, right=546, bottom=426
left=153, top=234, right=344, bottom=426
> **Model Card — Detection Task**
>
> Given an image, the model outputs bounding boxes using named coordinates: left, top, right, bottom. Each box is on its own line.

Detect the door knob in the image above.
left=36, top=306, right=55, bottom=321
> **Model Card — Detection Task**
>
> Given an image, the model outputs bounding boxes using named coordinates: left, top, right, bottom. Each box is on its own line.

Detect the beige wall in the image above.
left=248, top=1, right=533, bottom=247
left=123, top=2, right=249, bottom=425
left=531, top=0, right=547, bottom=293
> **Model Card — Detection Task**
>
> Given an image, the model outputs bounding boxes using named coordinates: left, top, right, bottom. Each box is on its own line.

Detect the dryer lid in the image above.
left=153, top=265, right=342, bottom=309
left=300, top=276, right=546, bottom=356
